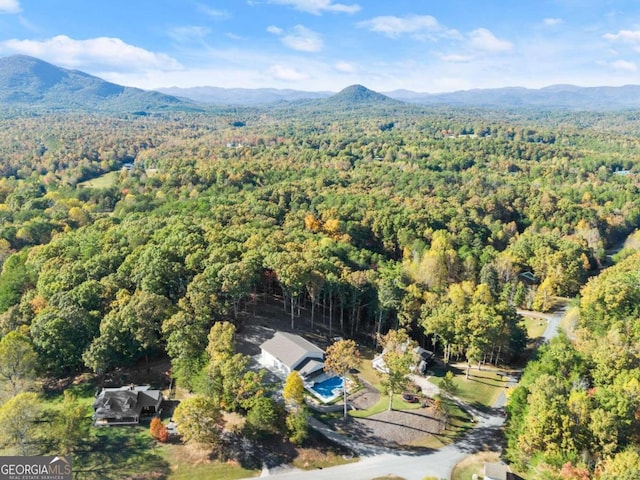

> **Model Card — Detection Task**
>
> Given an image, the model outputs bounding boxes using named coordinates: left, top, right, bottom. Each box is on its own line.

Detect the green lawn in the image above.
left=350, top=347, right=423, bottom=418
left=78, top=170, right=119, bottom=188
left=356, top=347, right=381, bottom=385
left=349, top=394, right=422, bottom=418
left=520, top=315, right=547, bottom=340
left=157, top=443, right=259, bottom=480
left=429, top=364, right=507, bottom=410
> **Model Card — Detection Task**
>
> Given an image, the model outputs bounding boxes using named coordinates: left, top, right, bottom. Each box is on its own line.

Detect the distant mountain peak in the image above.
left=0, top=54, right=192, bottom=112
left=327, top=84, right=397, bottom=104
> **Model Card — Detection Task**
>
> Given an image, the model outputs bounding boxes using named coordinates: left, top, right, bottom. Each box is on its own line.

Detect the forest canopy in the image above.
left=0, top=107, right=639, bottom=376
left=1, top=105, right=640, bottom=476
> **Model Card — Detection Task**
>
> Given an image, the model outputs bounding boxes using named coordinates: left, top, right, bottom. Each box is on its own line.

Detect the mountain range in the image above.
left=164, top=83, right=640, bottom=110
left=3, top=54, right=640, bottom=112
left=0, top=55, right=194, bottom=113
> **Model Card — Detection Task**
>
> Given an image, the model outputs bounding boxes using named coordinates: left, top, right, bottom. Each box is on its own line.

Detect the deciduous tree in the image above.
left=283, top=371, right=305, bottom=408
left=0, top=392, right=41, bottom=455
left=377, top=328, right=417, bottom=410
left=173, top=395, right=224, bottom=448
left=324, top=339, right=361, bottom=418
left=0, top=329, right=38, bottom=396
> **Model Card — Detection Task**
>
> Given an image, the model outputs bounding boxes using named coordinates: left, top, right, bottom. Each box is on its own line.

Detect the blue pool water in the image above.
left=310, top=376, right=344, bottom=401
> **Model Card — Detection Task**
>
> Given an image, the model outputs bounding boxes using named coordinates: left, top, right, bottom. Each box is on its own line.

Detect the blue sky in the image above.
left=1, top=0, right=640, bottom=92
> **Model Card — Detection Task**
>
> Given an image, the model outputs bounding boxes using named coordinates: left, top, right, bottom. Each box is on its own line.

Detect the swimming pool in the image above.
left=309, top=376, right=344, bottom=402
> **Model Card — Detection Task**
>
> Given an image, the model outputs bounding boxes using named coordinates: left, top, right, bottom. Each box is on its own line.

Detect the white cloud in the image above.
left=440, top=53, right=474, bottom=63
left=604, top=29, right=640, bottom=43
left=267, top=64, right=309, bottom=81
left=469, top=28, right=513, bottom=52
left=0, top=0, right=20, bottom=14
left=266, top=0, right=360, bottom=15
left=611, top=59, right=637, bottom=72
left=266, top=25, right=283, bottom=35
left=281, top=25, right=322, bottom=52
left=543, top=18, right=564, bottom=26
left=268, top=24, right=323, bottom=52
left=196, top=4, right=230, bottom=19
left=358, top=15, right=454, bottom=39
left=225, top=33, right=244, bottom=41
left=1, top=35, right=182, bottom=72
left=168, top=26, right=211, bottom=44
left=335, top=61, right=355, bottom=73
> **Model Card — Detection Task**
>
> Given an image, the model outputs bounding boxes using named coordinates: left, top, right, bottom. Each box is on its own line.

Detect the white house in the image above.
left=260, top=332, right=325, bottom=379
left=373, top=345, right=434, bottom=375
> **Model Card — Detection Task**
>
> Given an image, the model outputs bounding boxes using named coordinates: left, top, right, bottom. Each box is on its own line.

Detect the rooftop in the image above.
left=260, top=331, right=324, bottom=371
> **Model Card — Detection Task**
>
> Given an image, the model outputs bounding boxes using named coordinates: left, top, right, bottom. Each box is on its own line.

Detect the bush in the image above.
left=150, top=416, right=170, bottom=443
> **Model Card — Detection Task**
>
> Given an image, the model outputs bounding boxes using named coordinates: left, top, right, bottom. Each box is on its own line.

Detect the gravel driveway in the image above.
left=337, top=406, right=443, bottom=448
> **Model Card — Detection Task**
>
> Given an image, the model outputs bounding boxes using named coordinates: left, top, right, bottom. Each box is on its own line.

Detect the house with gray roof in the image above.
left=260, top=332, right=324, bottom=379
left=93, top=385, right=163, bottom=426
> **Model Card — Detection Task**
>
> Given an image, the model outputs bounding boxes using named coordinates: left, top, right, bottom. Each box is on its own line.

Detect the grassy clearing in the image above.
left=83, top=423, right=259, bottom=479
left=78, top=170, right=119, bottom=188
left=428, top=364, right=507, bottom=410
left=349, top=394, right=422, bottom=418
left=520, top=315, right=547, bottom=340
left=356, top=347, right=381, bottom=386
left=157, top=443, right=259, bottom=480
left=350, top=347, right=424, bottom=418
left=73, top=423, right=172, bottom=478
left=433, top=400, right=474, bottom=446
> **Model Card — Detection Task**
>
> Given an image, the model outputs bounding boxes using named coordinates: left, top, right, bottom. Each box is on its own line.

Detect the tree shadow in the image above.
left=73, top=427, right=171, bottom=480
left=465, top=375, right=505, bottom=388
left=453, top=420, right=505, bottom=454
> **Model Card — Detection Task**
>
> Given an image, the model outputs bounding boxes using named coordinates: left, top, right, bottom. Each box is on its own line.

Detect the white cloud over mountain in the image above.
left=1, top=35, right=182, bottom=71
left=268, top=63, right=309, bottom=81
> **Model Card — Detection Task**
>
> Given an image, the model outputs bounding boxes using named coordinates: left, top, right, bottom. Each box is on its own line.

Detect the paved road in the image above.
left=254, top=401, right=506, bottom=480
left=248, top=308, right=566, bottom=480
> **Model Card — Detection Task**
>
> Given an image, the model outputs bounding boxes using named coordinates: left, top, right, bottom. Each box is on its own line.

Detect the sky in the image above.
left=1, top=0, right=640, bottom=93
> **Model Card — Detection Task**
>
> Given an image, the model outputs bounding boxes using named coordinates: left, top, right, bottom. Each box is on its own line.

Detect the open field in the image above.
left=520, top=315, right=547, bottom=340
left=157, top=443, right=259, bottom=480
left=428, top=364, right=508, bottom=410
left=78, top=170, right=119, bottom=188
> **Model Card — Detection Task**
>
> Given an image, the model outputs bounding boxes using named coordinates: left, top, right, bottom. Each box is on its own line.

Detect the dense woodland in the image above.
left=1, top=104, right=640, bottom=477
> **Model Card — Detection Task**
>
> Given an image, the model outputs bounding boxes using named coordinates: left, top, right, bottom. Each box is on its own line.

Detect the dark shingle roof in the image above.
left=93, top=385, right=162, bottom=419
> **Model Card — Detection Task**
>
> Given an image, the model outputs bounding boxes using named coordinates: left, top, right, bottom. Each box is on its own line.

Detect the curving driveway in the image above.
left=253, top=401, right=507, bottom=480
